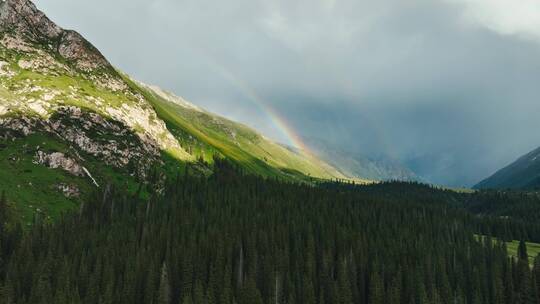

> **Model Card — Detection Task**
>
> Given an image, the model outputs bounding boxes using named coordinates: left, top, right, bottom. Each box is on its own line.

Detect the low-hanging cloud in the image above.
left=35, top=0, right=540, bottom=187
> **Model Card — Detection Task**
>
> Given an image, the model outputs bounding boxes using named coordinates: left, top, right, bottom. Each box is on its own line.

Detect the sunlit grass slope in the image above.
left=476, top=235, right=540, bottom=266
left=506, top=240, right=540, bottom=266
left=129, top=78, right=348, bottom=181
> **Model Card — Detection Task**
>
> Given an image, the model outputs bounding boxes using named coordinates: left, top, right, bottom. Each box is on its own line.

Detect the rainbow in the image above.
left=207, top=60, right=313, bottom=156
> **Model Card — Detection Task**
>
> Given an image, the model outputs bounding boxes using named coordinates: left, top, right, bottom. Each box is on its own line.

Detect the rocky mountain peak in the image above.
left=0, top=0, right=111, bottom=72
left=0, top=0, right=62, bottom=41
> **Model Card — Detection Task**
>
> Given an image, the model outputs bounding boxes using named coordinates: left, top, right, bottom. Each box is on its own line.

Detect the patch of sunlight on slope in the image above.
left=0, top=46, right=192, bottom=161
left=506, top=240, right=540, bottom=266
left=476, top=235, right=540, bottom=266
left=127, top=76, right=359, bottom=181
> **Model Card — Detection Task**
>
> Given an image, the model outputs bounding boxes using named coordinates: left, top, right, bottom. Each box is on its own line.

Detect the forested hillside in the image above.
left=1, top=161, right=540, bottom=304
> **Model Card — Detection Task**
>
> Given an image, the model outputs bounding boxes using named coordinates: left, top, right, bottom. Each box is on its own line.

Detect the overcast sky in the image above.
left=35, top=0, right=540, bottom=187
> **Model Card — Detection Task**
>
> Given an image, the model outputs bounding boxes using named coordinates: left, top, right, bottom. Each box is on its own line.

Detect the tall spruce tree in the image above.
left=158, top=263, right=171, bottom=304
left=368, top=270, right=384, bottom=304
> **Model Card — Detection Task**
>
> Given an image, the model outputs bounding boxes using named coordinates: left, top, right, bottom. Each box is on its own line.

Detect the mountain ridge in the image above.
left=0, top=0, right=353, bottom=221
left=0, top=0, right=112, bottom=72
left=475, top=146, right=540, bottom=190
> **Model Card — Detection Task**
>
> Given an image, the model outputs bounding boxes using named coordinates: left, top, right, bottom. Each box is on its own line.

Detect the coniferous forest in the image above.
left=1, top=161, right=540, bottom=304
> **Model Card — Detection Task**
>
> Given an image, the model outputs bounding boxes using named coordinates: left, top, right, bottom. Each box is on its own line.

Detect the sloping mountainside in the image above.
left=305, top=137, right=419, bottom=182
left=133, top=82, right=346, bottom=180
left=475, top=146, right=540, bottom=190
left=0, top=0, right=346, bottom=222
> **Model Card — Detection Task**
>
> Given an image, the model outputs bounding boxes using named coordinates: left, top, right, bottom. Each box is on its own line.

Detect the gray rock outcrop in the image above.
left=34, top=151, right=84, bottom=176
left=0, top=0, right=111, bottom=71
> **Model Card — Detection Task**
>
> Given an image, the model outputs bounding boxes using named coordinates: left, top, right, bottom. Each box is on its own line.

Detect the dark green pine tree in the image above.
left=338, top=262, right=353, bottom=304
left=514, top=240, right=536, bottom=304
left=368, top=270, right=384, bottom=304
left=452, top=287, right=466, bottom=304
left=302, top=277, right=316, bottom=304
left=181, top=255, right=194, bottom=302
left=435, top=263, right=451, bottom=304
left=503, top=259, right=516, bottom=304
left=193, top=279, right=206, bottom=304
left=533, top=254, right=540, bottom=301
left=71, top=287, right=83, bottom=304
left=86, top=259, right=102, bottom=303
left=145, top=262, right=158, bottom=304
left=220, top=263, right=233, bottom=304
left=530, top=274, right=539, bottom=304
left=180, top=294, right=193, bottom=304
left=518, top=240, right=528, bottom=262
left=100, top=262, right=115, bottom=304
left=0, top=243, right=3, bottom=284
left=471, top=290, right=483, bottom=304
left=206, top=262, right=219, bottom=304
left=122, top=264, right=137, bottom=304
left=417, top=281, right=429, bottom=304
left=431, top=289, right=442, bottom=304
left=387, top=271, right=401, bottom=304
left=29, top=268, right=53, bottom=304
left=493, top=271, right=505, bottom=304
left=319, top=287, right=326, bottom=304
left=0, top=277, right=15, bottom=304
left=328, top=278, right=339, bottom=304
left=158, top=263, right=171, bottom=304
left=287, top=291, right=296, bottom=304
left=0, top=190, right=7, bottom=239
left=239, top=275, right=263, bottom=304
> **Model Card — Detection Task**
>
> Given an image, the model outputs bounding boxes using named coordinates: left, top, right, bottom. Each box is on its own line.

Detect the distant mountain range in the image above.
left=305, top=138, right=419, bottom=182
left=475, top=146, right=540, bottom=190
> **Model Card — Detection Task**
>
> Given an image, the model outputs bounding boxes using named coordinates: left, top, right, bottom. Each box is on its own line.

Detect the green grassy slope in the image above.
left=476, top=235, right=540, bottom=266
left=506, top=240, right=540, bottom=266
left=0, top=133, right=145, bottom=225
left=129, top=78, right=348, bottom=182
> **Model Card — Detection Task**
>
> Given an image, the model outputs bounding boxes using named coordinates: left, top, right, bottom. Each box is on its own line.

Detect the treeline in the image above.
left=323, top=181, right=540, bottom=243
left=1, top=162, right=540, bottom=303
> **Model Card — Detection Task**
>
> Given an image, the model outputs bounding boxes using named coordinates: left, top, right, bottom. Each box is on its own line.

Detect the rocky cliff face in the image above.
left=1, top=106, right=162, bottom=179
left=0, top=0, right=62, bottom=40
left=34, top=151, right=85, bottom=177
left=0, top=0, right=192, bottom=182
left=0, top=0, right=110, bottom=72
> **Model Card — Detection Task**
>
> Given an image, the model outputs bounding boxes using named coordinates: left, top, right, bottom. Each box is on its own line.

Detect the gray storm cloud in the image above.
left=35, top=0, right=540, bottom=187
